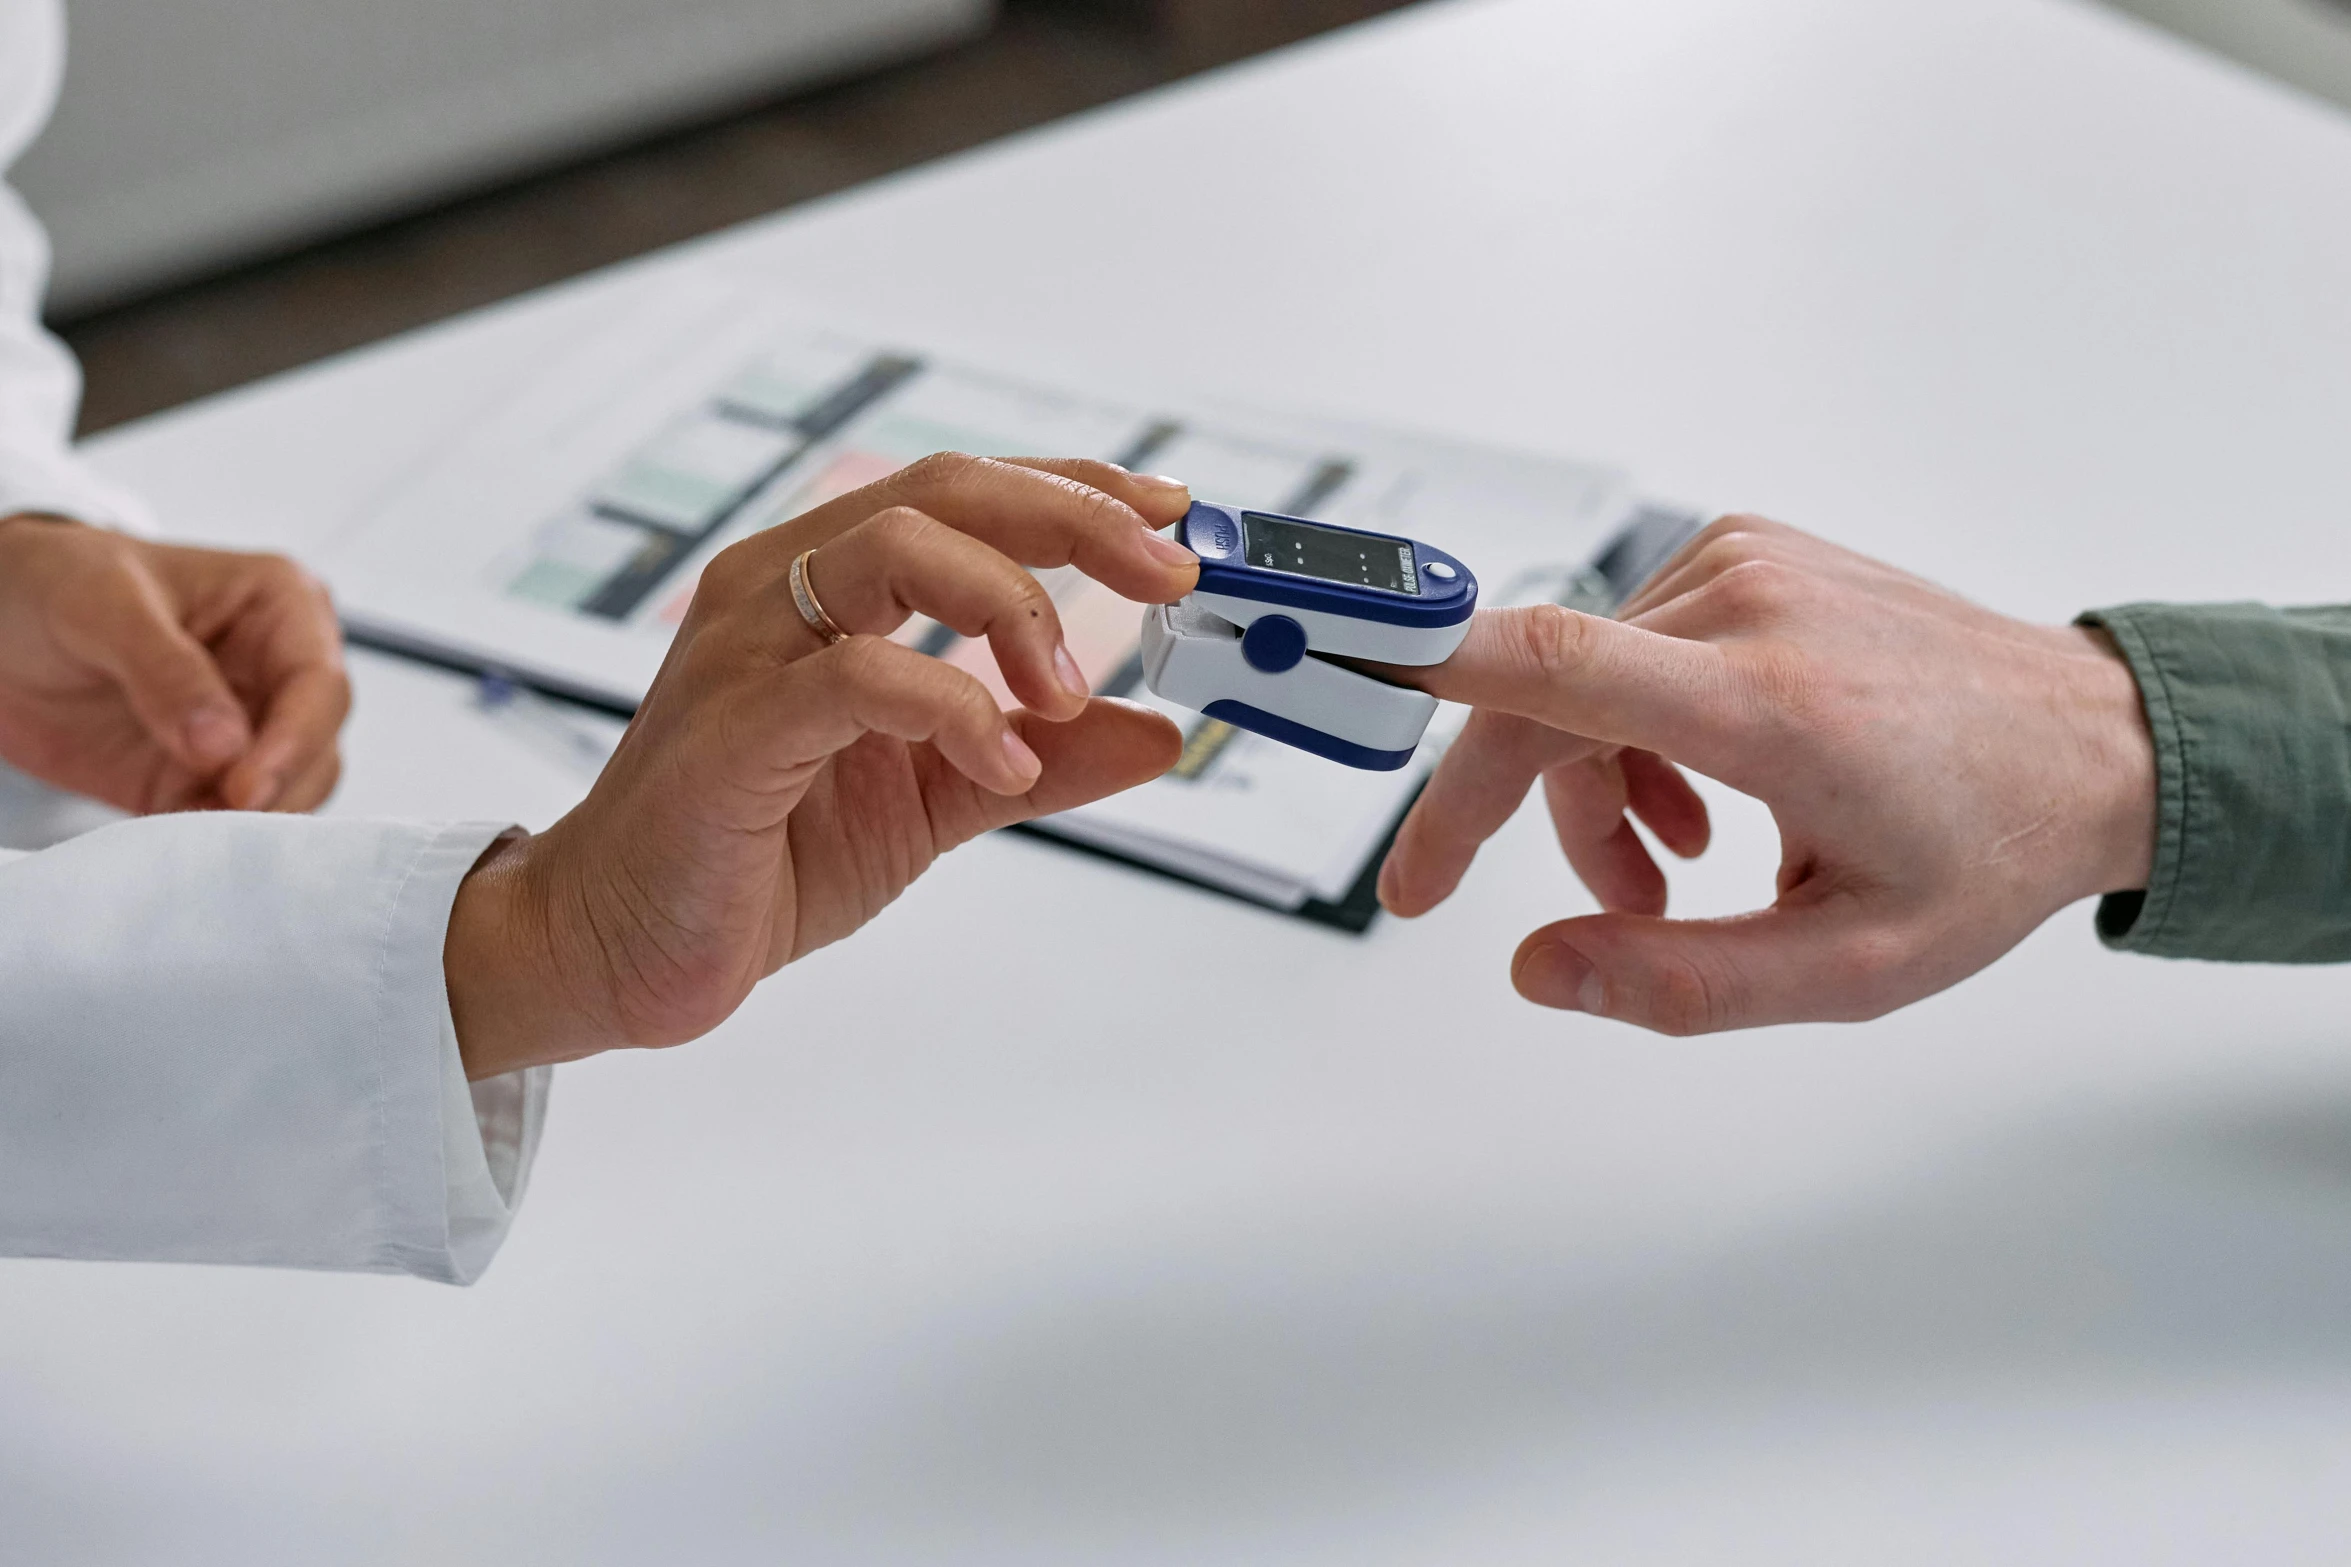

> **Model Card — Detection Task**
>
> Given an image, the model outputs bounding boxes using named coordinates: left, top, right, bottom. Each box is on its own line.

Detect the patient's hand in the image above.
left=1378, top=515, right=2157, bottom=1035
left=0, top=516, right=349, bottom=813
left=445, top=456, right=1199, bottom=1078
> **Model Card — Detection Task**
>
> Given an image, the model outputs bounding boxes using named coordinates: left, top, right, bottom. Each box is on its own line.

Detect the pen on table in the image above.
left=471, top=673, right=622, bottom=778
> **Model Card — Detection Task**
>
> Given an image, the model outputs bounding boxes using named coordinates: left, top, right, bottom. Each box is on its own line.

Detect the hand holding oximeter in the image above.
left=1140, top=502, right=1477, bottom=770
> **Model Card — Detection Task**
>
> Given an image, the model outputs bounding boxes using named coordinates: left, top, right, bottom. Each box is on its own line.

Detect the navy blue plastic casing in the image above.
left=1178, top=503, right=1478, bottom=630
left=1199, top=700, right=1418, bottom=771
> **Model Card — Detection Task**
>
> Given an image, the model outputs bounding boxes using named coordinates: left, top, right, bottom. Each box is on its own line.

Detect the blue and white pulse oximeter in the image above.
left=1139, top=502, right=1478, bottom=770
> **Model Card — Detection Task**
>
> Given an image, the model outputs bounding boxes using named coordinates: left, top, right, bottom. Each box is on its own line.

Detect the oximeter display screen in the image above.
left=1241, top=513, right=1420, bottom=596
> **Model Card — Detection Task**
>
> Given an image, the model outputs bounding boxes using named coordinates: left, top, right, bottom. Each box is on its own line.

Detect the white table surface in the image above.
left=12, top=0, right=2351, bottom=1560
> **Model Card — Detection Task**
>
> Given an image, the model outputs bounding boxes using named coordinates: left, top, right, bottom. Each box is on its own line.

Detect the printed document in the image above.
left=315, top=279, right=1685, bottom=919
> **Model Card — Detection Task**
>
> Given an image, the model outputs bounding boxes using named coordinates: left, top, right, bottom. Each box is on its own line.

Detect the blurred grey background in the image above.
left=19, top=0, right=2351, bottom=432
left=27, top=0, right=1427, bottom=430
left=19, top=0, right=998, bottom=315
left=2104, top=0, right=2351, bottom=116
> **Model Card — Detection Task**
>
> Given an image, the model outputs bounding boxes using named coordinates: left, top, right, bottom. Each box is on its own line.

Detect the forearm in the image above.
left=2079, top=602, right=2351, bottom=963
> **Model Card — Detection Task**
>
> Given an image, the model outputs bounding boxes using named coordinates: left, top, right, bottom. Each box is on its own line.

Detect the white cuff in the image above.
left=0, top=443, right=157, bottom=535
left=447, top=1052, right=552, bottom=1283
left=0, top=805, right=552, bottom=1283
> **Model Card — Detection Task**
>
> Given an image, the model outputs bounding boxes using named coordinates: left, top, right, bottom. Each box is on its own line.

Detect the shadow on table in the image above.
left=761, top=1089, right=2351, bottom=1541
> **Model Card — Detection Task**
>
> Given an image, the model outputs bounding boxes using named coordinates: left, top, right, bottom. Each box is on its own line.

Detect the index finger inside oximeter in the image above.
left=1139, top=502, right=1477, bottom=771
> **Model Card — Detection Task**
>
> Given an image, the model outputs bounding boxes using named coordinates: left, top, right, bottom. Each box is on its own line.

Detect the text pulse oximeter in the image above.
left=1139, top=502, right=1477, bottom=770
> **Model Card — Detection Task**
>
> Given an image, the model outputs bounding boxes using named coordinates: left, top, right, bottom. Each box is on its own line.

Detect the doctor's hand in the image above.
left=1377, top=515, right=2159, bottom=1035
left=444, top=455, right=1199, bottom=1079
left=0, top=515, right=350, bottom=814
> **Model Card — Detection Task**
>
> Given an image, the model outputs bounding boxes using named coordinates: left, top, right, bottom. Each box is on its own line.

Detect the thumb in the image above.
left=68, top=563, right=252, bottom=773
left=1511, top=902, right=1894, bottom=1035
left=918, top=698, right=1186, bottom=848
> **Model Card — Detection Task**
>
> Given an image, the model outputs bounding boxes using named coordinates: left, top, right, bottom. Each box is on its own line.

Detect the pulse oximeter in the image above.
left=1139, top=502, right=1478, bottom=770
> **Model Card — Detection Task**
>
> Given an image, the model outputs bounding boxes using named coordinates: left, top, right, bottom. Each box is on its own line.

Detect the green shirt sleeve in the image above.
left=2076, top=602, right=2351, bottom=963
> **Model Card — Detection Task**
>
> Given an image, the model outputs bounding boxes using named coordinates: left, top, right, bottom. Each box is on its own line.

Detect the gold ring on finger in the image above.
left=789, top=548, right=850, bottom=646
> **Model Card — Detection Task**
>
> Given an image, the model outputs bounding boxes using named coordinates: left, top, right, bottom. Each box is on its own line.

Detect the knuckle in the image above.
left=957, top=676, right=1004, bottom=728
left=699, top=537, right=764, bottom=599
left=1704, top=556, right=1798, bottom=619
left=1693, top=529, right=1780, bottom=579
left=829, top=633, right=896, bottom=688
left=1073, top=478, right=1129, bottom=531
left=704, top=538, right=752, bottom=580
left=256, top=552, right=309, bottom=590
left=1052, top=458, right=1116, bottom=488
left=1739, top=641, right=1825, bottom=730
left=1641, top=955, right=1732, bottom=1037
left=864, top=505, right=937, bottom=554
left=1670, top=515, right=1788, bottom=583
left=1701, top=511, right=1783, bottom=547
left=897, top=450, right=982, bottom=494
left=1676, top=514, right=1747, bottom=564
left=86, top=528, right=138, bottom=566
left=308, top=756, right=345, bottom=805
left=1512, top=603, right=1594, bottom=678
left=1046, top=477, right=1132, bottom=562
left=90, top=543, right=145, bottom=590
left=1002, top=568, right=1054, bottom=622
left=264, top=554, right=338, bottom=615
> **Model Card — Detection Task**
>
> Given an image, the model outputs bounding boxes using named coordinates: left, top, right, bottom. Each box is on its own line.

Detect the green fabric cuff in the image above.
left=2077, top=602, right=2351, bottom=963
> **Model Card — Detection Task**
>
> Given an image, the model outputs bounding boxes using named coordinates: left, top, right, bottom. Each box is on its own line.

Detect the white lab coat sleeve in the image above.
left=0, top=2, right=545, bottom=1281
left=0, top=0, right=152, bottom=533
left=0, top=813, right=553, bottom=1284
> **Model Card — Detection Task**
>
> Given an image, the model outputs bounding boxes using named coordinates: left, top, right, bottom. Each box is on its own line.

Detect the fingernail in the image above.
left=1002, top=730, right=1044, bottom=783
left=1143, top=530, right=1198, bottom=568
left=1053, top=643, right=1089, bottom=699
left=1128, top=472, right=1191, bottom=493
left=184, top=707, right=247, bottom=766
left=1516, top=941, right=1602, bottom=1013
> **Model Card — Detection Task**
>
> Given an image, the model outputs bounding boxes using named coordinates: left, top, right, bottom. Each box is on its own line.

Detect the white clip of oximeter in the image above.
left=1139, top=502, right=1478, bottom=771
